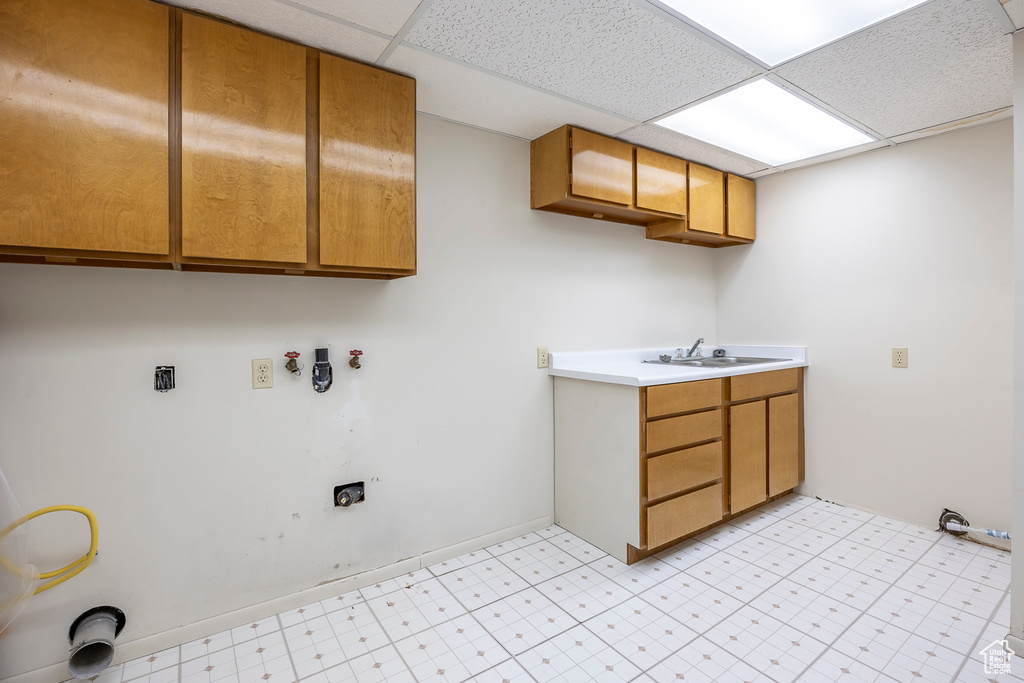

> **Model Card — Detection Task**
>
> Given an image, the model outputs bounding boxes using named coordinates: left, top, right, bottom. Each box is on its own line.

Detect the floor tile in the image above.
left=344, top=645, right=417, bottom=682
left=720, top=533, right=814, bottom=577
left=545, top=532, right=608, bottom=563
left=533, top=565, right=635, bottom=621
left=230, top=617, right=281, bottom=645
left=749, top=578, right=860, bottom=646
left=470, top=586, right=577, bottom=656
left=757, top=517, right=843, bottom=555
left=364, top=576, right=467, bottom=641
left=581, top=595, right=696, bottom=670
left=684, top=551, right=784, bottom=599
left=121, top=646, right=180, bottom=680
left=436, top=555, right=531, bottom=611
left=182, top=630, right=235, bottom=663
left=394, top=613, right=509, bottom=683
left=832, top=614, right=916, bottom=673
left=482, top=532, right=547, bottom=556
left=800, top=647, right=900, bottom=682
left=880, top=632, right=966, bottom=682
left=786, top=506, right=867, bottom=538
left=318, top=589, right=364, bottom=616
left=638, top=571, right=745, bottom=634
left=513, top=624, right=642, bottom=682
left=495, top=539, right=583, bottom=585
left=323, top=599, right=390, bottom=662
left=587, top=554, right=678, bottom=593
left=789, top=559, right=891, bottom=612
left=464, top=658, right=535, bottom=682
left=653, top=538, right=722, bottom=570
left=704, top=604, right=827, bottom=683
left=180, top=647, right=239, bottom=682
left=645, top=635, right=774, bottom=683
left=359, top=568, right=435, bottom=601
left=534, top=524, right=568, bottom=540
left=426, top=549, right=493, bottom=578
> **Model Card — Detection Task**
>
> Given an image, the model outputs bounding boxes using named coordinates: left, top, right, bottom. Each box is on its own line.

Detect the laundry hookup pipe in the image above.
left=67, top=606, right=125, bottom=679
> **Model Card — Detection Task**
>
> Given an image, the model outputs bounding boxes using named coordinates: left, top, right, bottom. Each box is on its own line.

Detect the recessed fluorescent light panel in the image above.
left=658, top=0, right=928, bottom=67
left=654, top=79, right=874, bottom=167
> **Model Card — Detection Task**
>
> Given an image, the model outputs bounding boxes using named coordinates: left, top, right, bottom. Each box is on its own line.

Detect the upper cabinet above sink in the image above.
left=530, top=125, right=755, bottom=249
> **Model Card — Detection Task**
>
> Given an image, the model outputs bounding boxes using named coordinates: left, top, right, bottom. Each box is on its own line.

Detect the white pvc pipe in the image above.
left=945, top=521, right=1012, bottom=540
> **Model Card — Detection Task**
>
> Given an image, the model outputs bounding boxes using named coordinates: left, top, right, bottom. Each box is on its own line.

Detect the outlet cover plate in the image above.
left=252, top=358, right=274, bottom=388
left=537, top=347, right=549, bottom=369
left=892, top=347, right=908, bottom=368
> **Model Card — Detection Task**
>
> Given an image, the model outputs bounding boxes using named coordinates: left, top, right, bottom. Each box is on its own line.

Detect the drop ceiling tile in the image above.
left=169, top=0, right=390, bottom=62
left=404, top=0, right=758, bottom=121
left=386, top=45, right=637, bottom=139
left=620, top=125, right=769, bottom=176
left=774, top=0, right=1012, bottom=138
left=283, top=0, right=423, bottom=36
left=1001, top=0, right=1024, bottom=28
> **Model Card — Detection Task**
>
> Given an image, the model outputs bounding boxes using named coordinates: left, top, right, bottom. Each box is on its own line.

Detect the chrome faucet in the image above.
left=686, top=337, right=704, bottom=357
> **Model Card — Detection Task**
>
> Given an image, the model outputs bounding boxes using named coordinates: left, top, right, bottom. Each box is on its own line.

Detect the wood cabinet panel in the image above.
left=688, top=163, right=725, bottom=235
left=647, top=442, right=722, bottom=501
left=570, top=128, right=633, bottom=206
left=636, top=148, right=686, bottom=216
left=768, top=393, right=800, bottom=496
left=731, top=369, right=799, bottom=402
left=646, top=409, right=721, bottom=454
left=320, top=55, right=415, bottom=270
left=181, top=14, right=307, bottom=263
left=646, top=379, right=721, bottom=418
left=730, top=401, right=766, bottom=514
left=0, top=0, right=169, bottom=254
left=647, top=483, right=723, bottom=548
left=727, top=174, right=755, bottom=240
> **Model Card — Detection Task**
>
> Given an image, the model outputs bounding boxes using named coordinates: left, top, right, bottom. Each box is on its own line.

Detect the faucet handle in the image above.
left=674, top=347, right=686, bottom=360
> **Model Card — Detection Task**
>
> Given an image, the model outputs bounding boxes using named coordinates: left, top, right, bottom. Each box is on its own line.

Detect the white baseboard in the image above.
left=3, top=515, right=551, bottom=683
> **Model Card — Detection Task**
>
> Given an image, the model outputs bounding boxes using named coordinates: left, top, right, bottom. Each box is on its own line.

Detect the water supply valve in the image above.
left=312, top=348, right=332, bottom=393
left=349, top=349, right=362, bottom=369
left=284, top=351, right=302, bottom=376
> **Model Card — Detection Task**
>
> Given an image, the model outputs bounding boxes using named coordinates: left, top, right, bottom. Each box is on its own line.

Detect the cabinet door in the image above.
left=569, top=128, right=633, bottom=206
left=727, top=174, right=755, bottom=240
left=688, top=163, right=724, bottom=235
left=729, top=401, right=766, bottom=514
left=181, top=14, right=307, bottom=263
left=768, top=393, right=800, bottom=496
left=320, top=55, right=415, bottom=270
left=636, top=149, right=686, bottom=217
left=0, top=0, right=169, bottom=254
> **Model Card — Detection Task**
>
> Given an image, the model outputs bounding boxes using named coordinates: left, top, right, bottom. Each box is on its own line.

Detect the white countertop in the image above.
left=549, top=346, right=808, bottom=387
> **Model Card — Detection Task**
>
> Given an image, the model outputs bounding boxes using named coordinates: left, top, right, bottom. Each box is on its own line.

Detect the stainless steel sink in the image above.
left=643, top=356, right=789, bottom=368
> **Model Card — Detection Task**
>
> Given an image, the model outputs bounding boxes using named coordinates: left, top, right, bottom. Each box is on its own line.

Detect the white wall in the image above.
left=0, top=114, right=717, bottom=678
left=717, top=119, right=1013, bottom=531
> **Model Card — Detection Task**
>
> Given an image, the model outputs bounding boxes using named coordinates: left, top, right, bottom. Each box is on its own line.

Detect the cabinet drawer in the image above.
left=647, top=442, right=722, bottom=501
left=647, top=379, right=722, bottom=418
left=646, top=409, right=721, bottom=454
left=646, top=483, right=723, bottom=548
left=730, top=369, right=799, bottom=402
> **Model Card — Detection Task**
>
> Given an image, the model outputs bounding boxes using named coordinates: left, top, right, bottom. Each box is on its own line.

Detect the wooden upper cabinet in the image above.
left=727, top=174, right=756, bottom=240
left=319, top=55, right=415, bottom=271
left=0, top=0, right=170, bottom=255
left=635, top=149, right=687, bottom=217
left=569, top=128, right=633, bottom=206
left=687, top=163, right=725, bottom=236
left=181, top=14, right=307, bottom=263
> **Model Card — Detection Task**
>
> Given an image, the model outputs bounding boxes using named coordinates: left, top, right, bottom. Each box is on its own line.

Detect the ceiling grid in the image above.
left=171, top=0, right=1015, bottom=177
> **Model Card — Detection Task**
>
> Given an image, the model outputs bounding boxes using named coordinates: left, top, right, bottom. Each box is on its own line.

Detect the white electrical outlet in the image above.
left=537, top=347, right=549, bottom=369
left=892, top=347, right=908, bottom=369
left=252, top=358, right=274, bottom=388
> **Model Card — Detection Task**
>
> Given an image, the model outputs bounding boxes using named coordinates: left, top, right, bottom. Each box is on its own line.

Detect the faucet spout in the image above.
left=687, top=337, right=704, bottom=357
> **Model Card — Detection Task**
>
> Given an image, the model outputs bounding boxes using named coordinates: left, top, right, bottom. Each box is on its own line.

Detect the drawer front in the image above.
left=646, top=483, right=723, bottom=548
left=646, top=409, right=721, bottom=454
left=647, top=442, right=722, bottom=501
left=647, top=379, right=722, bottom=418
left=730, top=369, right=799, bottom=402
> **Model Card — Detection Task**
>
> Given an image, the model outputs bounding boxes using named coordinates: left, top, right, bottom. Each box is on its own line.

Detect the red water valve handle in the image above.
left=285, top=351, right=300, bottom=359
left=350, top=350, right=363, bottom=357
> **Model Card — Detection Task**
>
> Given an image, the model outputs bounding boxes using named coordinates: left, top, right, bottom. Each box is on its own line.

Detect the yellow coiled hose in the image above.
left=0, top=505, right=98, bottom=595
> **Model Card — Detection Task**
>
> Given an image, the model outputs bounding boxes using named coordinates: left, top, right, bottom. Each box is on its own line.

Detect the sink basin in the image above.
left=643, top=356, right=789, bottom=368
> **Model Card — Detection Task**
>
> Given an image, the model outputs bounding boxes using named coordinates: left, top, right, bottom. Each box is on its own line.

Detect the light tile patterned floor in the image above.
left=72, top=494, right=1015, bottom=683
